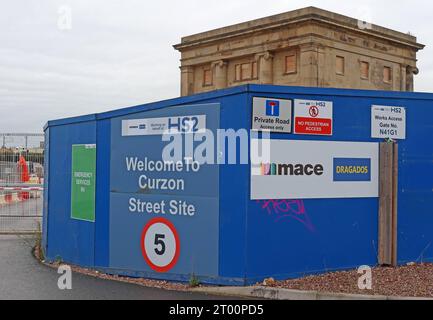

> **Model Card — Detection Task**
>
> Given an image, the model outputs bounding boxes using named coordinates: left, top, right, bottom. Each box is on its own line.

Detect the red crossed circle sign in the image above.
left=309, top=105, right=319, bottom=118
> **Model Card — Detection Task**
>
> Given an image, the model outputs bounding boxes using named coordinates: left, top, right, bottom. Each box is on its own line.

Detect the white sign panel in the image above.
left=251, top=140, right=379, bottom=200
left=122, top=115, right=206, bottom=136
left=371, top=105, right=406, bottom=140
left=294, top=99, right=333, bottom=135
left=252, top=97, right=292, bottom=133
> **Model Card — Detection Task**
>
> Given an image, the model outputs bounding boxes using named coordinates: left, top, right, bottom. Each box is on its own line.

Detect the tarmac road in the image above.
left=0, top=235, right=240, bottom=300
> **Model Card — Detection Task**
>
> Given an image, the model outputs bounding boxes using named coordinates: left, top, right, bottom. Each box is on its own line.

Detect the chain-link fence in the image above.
left=0, top=134, right=44, bottom=234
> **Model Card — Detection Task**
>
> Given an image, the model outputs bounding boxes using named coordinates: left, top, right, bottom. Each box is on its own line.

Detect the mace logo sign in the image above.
left=252, top=97, right=292, bottom=133
left=294, top=99, right=333, bottom=136
left=259, top=162, right=324, bottom=177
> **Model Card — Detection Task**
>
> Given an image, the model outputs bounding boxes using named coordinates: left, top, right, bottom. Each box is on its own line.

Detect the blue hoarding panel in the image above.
left=94, top=119, right=111, bottom=268
left=244, top=91, right=380, bottom=282
left=109, top=104, right=220, bottom=278
left=42, top=128, right=50, bottom=253
left=109, top=193, right=219, bottom=275
left=246, top=198, right=377, bottom=281
left=44, top=84, right=433, bottom=285
left=217, top=93, right=250, bottom=281
left=394, top=99, right=433, bottom=264
left=45, top=121, right=96, bottom=267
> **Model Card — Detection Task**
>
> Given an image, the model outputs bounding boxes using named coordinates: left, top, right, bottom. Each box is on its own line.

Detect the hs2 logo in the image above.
left=168, top=116, right=200, bottom=133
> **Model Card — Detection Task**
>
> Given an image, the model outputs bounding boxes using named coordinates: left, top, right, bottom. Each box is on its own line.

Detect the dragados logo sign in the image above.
left=333, top=158, right=371, bottom=182
left=250, top=139, right=379, bottom=200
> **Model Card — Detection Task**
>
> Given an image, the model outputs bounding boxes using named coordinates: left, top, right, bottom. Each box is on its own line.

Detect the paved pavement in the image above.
left=0, top=235, right=238, bottom=300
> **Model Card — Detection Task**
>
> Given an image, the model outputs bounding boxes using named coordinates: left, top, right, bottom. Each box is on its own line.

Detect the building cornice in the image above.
left=178, top=33, right=419, bottom=67
left=173, top=7, right=424, bottom=52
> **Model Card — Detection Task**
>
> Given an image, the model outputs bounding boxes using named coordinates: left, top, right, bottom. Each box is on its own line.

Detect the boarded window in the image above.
left=361, top=61, right=369, bottom=79
left=383, top=66, right=392, bottom=83
left=203, top=69, right=212, bottom=86
left=285, top=54, right=297, bottom=73
left=241, top=63, right=251, bottom=80
left=235, top=62, right=257, bottom=81
left=336, top=56, right=345, bottom=75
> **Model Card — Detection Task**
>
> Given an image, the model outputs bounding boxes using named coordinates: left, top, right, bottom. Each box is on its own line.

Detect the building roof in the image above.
left=45, top=84, right=433, bottom=130
left=174, top=7, right=424, bottom=51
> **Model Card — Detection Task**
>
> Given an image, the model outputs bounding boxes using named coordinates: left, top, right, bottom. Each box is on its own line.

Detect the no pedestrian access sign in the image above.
left=294, top=99, right=333, bottom=136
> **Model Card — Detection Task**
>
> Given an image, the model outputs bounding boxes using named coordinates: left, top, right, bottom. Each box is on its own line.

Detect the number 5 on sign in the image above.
left=141, top=218, right=180, bottom=273
left=154, top=234, right=166, bottom=255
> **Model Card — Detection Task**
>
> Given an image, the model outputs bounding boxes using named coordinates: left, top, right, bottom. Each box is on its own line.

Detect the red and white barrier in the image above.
left=0, top=187, right=43, bottom=192
left=0, top=193, right=17, bottom=206
left=0, top=187, right=43, bottom=206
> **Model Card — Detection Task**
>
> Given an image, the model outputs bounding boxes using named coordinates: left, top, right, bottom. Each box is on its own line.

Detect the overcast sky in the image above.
left=1, top=0, right=432, bottom=132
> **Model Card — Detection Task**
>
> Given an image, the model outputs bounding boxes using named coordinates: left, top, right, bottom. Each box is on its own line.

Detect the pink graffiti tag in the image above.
left=256, top=199, right=315, bottom=232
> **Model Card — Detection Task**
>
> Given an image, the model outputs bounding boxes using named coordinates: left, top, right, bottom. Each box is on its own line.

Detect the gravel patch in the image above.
left=261, top=264, right=433, bottom=298
left=34, top=244, right=433, bottom=298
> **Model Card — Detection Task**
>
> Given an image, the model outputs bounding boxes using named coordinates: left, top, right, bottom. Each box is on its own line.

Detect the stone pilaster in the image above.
left=299, top=43, right=320, bottom=87
left=257, top=51, right=274, bottom=84
left=212, top=60, right=228, bottom=90
left=405, top=66, right=419, bottom=92
left=180, top=65, right=194, bottom=96
left=400, top=65, right=407, bottom=92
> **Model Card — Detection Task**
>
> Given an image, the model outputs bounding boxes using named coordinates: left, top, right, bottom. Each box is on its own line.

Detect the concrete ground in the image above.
left=0, top=235, right=238, bottom=300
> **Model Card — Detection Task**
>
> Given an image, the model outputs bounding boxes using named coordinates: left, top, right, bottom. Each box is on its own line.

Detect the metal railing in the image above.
left=0, top=190, right=43, bottom=234
left=0, top=134, right=44, bottom=234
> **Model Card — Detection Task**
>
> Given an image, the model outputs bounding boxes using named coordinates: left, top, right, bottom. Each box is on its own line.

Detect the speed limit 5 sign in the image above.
left=140, top=217, right=180, bottom=273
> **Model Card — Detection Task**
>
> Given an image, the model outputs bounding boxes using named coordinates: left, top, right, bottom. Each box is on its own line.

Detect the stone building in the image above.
left=174, top=7, right=424, bottom=96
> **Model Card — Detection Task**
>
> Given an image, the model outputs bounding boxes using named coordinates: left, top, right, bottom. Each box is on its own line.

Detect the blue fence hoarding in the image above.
left=109, top=104, right=220, bottom=277
left=43, top=84, right=433, bottom=285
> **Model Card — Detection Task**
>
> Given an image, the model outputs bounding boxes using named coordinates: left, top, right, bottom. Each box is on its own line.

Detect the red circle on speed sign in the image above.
left=309, top=106, right=319, bottom=118
left=140, top=217, right=180, bottom=273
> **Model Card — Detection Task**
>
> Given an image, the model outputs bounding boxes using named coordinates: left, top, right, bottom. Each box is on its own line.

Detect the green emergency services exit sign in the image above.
left=71, top=144, right=96, bottom=222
